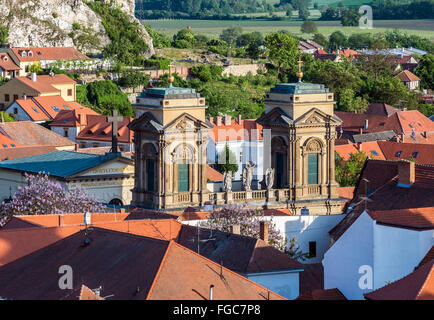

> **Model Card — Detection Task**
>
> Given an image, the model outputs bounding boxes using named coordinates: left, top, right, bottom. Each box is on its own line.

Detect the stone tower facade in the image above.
left=128, top=84, right=211, bottom=209
left=257, top=80, right=344, bottom=215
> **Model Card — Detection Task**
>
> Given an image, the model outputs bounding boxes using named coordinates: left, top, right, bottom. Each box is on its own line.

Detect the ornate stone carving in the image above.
left=306, top=114, right=321, bottom=124
left=176, top=119, right=194, bottom=130
left=172, top=144, right=194, bottom=161
left=242, top=161, right=255, bottom=191
left=306, top=140, right=321, bottom=152
left=265, top=168, right=275, bottom=190
left=223, top=171, right=233, bottom=192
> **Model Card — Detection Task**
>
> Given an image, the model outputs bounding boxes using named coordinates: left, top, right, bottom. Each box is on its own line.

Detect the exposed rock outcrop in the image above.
left=0, top=0, right=154, bottom=57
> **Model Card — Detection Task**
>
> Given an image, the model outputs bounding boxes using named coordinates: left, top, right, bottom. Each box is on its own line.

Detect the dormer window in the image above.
left=21, top=51, right=27, bottom=57
left=3, top=56, right=8, bottom=61
left=412, top=152, right=418, bottom=158
left=28, top=51, right=33, bottom=57
left=396, top=151, right=402, bottom=157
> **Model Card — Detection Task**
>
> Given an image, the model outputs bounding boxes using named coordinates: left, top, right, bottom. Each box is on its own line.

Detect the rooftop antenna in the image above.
left=190, top=222, right=216, bottom=255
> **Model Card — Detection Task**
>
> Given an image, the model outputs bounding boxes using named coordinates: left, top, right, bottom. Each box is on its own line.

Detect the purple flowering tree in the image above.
left=0, top=173, right=105, bottom=224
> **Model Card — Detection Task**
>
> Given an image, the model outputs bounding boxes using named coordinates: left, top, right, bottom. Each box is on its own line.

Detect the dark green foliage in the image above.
left=328, top=31, right=347, bottom=51
left=215, top=144, right=239, bottom=175
left=341, top=8, right=361, bottom=27
left=415, top=54, right=434, bottom=90
left=190, top=65, right=224, bottom=82
left=143, top=55, right=171, bottom=70
left=77, top=81, right=134, bottom=117
left=0, top=22, right=8, bottom=45
left=87, top=2, right=149, bottom=66
left=220, top=26, right=243, bottom=45
left=335, top=151, right=367, bottom=187
left=144, top=24, right=171, bottom=48
left=300, top=21, right=317, bottom=34
left=118, top=70, right=150, bottom=88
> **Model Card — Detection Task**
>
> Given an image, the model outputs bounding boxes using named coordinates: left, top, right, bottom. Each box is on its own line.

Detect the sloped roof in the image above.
left=0, top=53, right=20, bottom=71
left=207, top=165, right=223, bottom=181
left=352, top=131, right=397, bottom=143
left=79, top=285, right=105, bottom=300
left=11, top=47, right=89, bottom=62
left=76, top=115, right=133, bottom=144
left=208, top=118, right=263, bottom=142
left=0, top=150, right=125, bottom=178
left=0, top=121, right=75, bottom=147
left=0, top=227, right=285, bottom=300
left=335, top=141, right=385, bottom=161
left=15, top=74, right=75, bottom=94
left=419, top=246, right=434, bottom=268
left=0, top=145, right=59, bottom=161
left=0, top=133, right=22, bottom=149
left=296, top=288, right=346, bottom=300
left=329, top=160, right=434, bottom=242
left=378, top=141, right=434, bottom=164
left=367, top=207, right=434, bottom=230
left=146, top=241, right=285, bottom=300
left=50, top=108, right=99, bottom=127
left=337, top=187, right=355, bottom=200
left=364, top=260, right=434, bottom=300
left=395, top=70, right=421, bottom=82
left=176, top=224, right=303, bottom=273
left=366, top=103, right=398, bottom=117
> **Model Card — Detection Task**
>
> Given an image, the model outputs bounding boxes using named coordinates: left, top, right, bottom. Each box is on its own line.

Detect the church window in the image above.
left=178, top=163, right=189, bottom=192
left=308, top=154, right=318, bottom=185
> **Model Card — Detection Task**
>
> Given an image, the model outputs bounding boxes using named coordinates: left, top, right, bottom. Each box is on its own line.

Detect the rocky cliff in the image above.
left=0, top=0, right=154, bottom=56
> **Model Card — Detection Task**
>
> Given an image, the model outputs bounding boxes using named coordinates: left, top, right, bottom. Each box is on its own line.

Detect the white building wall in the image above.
left=246, top=271, right=301, bottom=300
left=323, top=211, right=374, bottom=300
left=373, top=223, right=434, bottom=289
left=5, top=103, right=33, bottom=122
left=51, top=126, right=79, bottom=143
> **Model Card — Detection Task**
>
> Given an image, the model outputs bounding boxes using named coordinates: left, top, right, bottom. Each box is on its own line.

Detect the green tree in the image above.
left=368, top=76, right=417, bottom=107
left=301, top=21, right=318, bottom=34
left=220, top=26, right=243, bottom=45
left=299, top=8, right=310, bottom=20
left=0, top=23, right=8, bottom=45
left=341, top=8, right=361, bottom=26
left=264, top=32, right=299, bottom=76
left=216, top=144, right=239, bottom=175
left=312, top=33, right=328, bottom=48
left=414, top=54, right=434, bottom=90
left=328, top=30, right=347, bottom=51
left=335, top=151, right=367, bottom=187
left=338, top=88, right=369, bottom=113
left=0, top=111, right=14, bottom=122
left=118, top=70, right=150, bottom=88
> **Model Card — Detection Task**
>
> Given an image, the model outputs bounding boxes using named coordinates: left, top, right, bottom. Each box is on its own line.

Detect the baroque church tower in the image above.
left=128, top=75, right=211, bottom=209
left=257, top=61, right=344, bottom=215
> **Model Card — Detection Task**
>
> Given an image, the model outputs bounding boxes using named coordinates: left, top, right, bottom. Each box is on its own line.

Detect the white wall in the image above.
left=246, top=270, right=301, bottom=300
left=373, top=223, right=433, bottom=289
left=323, top=211, right=374, bottom=300
left=51, top=126, right=79, bottom=143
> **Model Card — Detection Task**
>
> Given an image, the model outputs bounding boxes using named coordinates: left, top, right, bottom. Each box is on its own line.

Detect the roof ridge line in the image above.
left=415, top=262, right=434, bottom=299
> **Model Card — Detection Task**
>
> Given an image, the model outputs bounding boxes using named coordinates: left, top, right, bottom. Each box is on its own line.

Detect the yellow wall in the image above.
left=52, top=83, right=76, bottom=102
left=0, top=79, right=40, bottom=109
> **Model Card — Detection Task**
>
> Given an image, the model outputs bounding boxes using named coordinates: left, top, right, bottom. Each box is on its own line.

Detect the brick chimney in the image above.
left=216, top=116, right=222, bottom=126
left=397, top=160, right=415, bottom=187
left=259, top=221, right=269, bottom=243
left=224, top=115, right=231, bottom=126
left=231, top=225, right=240, bottom=235
left=79, top=113, right=87, bottom=129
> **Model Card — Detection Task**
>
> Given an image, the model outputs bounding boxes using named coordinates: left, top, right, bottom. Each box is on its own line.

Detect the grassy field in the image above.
left=143, top=19, right=434, bottom=40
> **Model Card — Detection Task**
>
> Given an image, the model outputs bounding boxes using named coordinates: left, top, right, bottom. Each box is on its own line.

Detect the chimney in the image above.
left=357, top=143, right=362, bottom=151
left=224, top=115, right=231, bottom=126
left=209, top=285, right=214, bottom=300
left=397, top=160, right=415, bottom=187
left=79, top=113, right=87, bottom=129
left=31, top=72, right=37, bottom=82
left=364, top=119, right=369, bottom=130
left=359, top=128, right=363, bottom=135
left=259, top=221, right=269, bottom=243
left=59, top=214, right=64, bottom=226
left=231, top=224, right=240, bottom=235
left=23, top=94, right=27, bottom=100
left=237, top=114, right=242, bottom=124
left=216, top=116, right=222, bottom=126
left=74, top=143, right=79, bottom=152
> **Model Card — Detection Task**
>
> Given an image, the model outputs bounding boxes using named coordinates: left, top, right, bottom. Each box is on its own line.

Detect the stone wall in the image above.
left=222, top=64, right=267, bottom=77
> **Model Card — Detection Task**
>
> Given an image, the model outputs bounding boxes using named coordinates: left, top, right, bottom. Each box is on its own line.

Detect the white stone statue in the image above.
left=265, top=168, right=275, bottom=190
left=242, top=161, right=255, bottom=191
left=223, top=171, right=233, bottom=192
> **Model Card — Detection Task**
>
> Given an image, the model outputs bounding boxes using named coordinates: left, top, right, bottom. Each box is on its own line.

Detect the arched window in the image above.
left=271, top=137, right=287, bottom=188
left=109, top=199, right=123, bottom=206
left=304, top=139, right=323, bottom=186
left=173, top=144, right=195, bottom=193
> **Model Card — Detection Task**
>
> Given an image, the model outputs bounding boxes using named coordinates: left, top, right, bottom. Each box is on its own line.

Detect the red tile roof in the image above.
left=419, top=246, right=434, bottom=268
left=329, top=160, right=434, bottom=242
left=207, top=165, right=223, bottom=181
left=208, top=118, right=263, bottom=143
left=335, top=141, right=385, bottom=160
left=0, top=121, right=75, bottom=147
left=364, top=260, right=434, bottom=300
left=366, top=103, right=398, bottom=117
left=11, top=47, right=89, bottom=62
left=378, top=141, right=434, bottom=164
left=0, top=145, right=58, bottom=161
left=367, top=207, right=434, bottom=230
left=0, top=53, right=20, bottom=71
left=338, top=49, right=360, bottom=60
left=15, top=74, right=75, bottom=94
left=76, top=115, right=133, bottom=144
left=337, top=187, right=355, bottom=200
left=49, top=108, right=99, bottom=127
left=0, top=133, right=22, bottom=149
left=79, top=285, right=105, bottom=300
left=296, top=288, right=346, bottom=300
left=299, top=263, right=324, bottom=295
left=146, top=241, right=286, bottom=300
left=395, top=69, right=420, bottom=82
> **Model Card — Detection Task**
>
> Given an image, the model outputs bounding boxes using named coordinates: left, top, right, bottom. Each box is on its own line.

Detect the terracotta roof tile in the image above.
left=146, top=241, right=286, bottom=300
left=11, top=47, right=89, bottom=62
left=0, top=53, right=20, bottom=71
left=15, top=74, right=75, bottom=94
left=208, top=118, right=263, bottom=143
left=299, top=263, right=324, bottom=294
left=0, top=121, right=75, bottom=147
left=419, top=246, right=434, bottom=268
left=14, top=98, right=50, bottom=121
left=79, top=285, right=105, bottom=300
left=364, top=260, right=434, bottom=300
left=0, top=145, right=59, bottom=161
left=368, top=207, right=434, bottom=230
left=50, top=108, right=99, bottom=127
left=335, top=141, right=385, bottom=161
left=366, top=103, right=398, bottom=117
left=0, top=133, right=22, bottom=149
left=378, top=141, right=434, bottom=164
left=207, top=165, right=223, bottom=181
left=76, top=115, right=133, bottom=144
left=337, top=187, right=355, bottom=200
left=296, top=288, right=346, bottom=300
left=395, top=70, right=421, bottom=82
